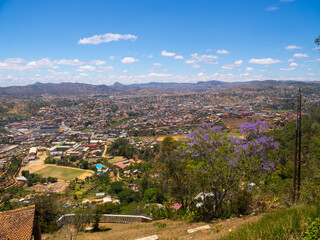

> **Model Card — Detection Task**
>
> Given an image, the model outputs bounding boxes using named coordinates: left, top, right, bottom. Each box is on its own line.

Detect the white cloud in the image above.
left=285, top=45, right=302, bottom=50
left=197, top=72, right=205, bottom=76
left=265, top=6, right=280, bottom=11
left=90, top=60, right=106, bottom=65
left=26, top=58, right=55, bottom=69
left=121, top=57, right=139, bottom=64
left=217, top=50, right=230, bottom=54
left=191, top=64, right=201, bottom=68
left=110, top=56, right=115, bottom=60
left=77, top=65, right=96, bottom=71
left=185, top=60, right=196, bottom=64
left=5, top=58, right=25, bottom=64
left=313, top=47, right=320, bottom=50
left=305, top=58, right=320, bottom=62
left=189, top=53, right=218, bottom=64
left=288, top=58, right=294, bottom=62
left=161, top=50, right=176, bottom=57
left=161, top=50, right=184, bottom=60
left=241, top=72, right=250, bottom=77
left=153, top=63, right=162, bottom=66
left=293, top=53, right=309, bottom=58
left=99, top=66, right=114, bottom=71
left=55, top=59, right=84, bottom=66
left=289, top=62, right=298, bottom=67
left=222, top=60, right=243, bottom=70
left=148, top=73, right=173, bottom=77
left=248, top=58, right=282, bottom=64
left=78, top=33, right=137, bottom=45
left=280, top=67, right=295, bottom=71
left=122, top=69, right=128, bottom=73
left=79, top=73, right=89, bottom=77
left=308, top=73, right=315, bottom=76
left=245, top=67, right=254, bottom=72
left=174, top=55, right=184, bottom=60
left=48, top=69, right=70, bottom=75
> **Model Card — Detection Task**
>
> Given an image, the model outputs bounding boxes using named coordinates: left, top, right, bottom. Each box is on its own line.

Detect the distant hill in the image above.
left=0, top=80, right=319, bottom=98
left=0, top=82, right=115, bottom=98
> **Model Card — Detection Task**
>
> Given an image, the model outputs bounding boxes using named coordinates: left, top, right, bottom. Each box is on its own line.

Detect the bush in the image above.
left=230, top=189, right=253, bottom=216
left=302, top=218, right=320, bottom=239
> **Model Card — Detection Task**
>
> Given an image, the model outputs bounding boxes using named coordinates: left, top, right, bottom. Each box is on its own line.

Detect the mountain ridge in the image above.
left=0, top=80, right=318, bottom=98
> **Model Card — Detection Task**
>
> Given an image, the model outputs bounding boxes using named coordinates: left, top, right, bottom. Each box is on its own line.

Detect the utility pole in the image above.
left=297, top=88, right=302, bottom=201
left=292, top=88, right=302, bottom=204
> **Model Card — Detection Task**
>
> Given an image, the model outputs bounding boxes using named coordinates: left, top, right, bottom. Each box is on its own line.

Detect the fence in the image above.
left=57, top=213, right=152, bottom=227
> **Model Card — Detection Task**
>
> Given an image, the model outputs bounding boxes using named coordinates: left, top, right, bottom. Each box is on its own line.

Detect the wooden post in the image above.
left=297, top=88, right=302, bottom=201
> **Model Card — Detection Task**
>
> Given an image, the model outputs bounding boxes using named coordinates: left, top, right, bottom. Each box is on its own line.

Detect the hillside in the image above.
left=1, top=80, right=320, bottom=98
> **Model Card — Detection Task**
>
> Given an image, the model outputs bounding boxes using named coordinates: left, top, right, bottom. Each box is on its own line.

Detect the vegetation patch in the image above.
left=222, top=203, right=320, bottom=240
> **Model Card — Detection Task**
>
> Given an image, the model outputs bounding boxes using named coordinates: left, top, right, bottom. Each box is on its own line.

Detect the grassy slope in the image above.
left=222, top=203, right=320, bottom=240
left=44, top=216, right=261, bottom=240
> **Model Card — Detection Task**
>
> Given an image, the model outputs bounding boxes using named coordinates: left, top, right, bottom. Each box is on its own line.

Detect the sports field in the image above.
left=35, top=166, right=92, bottom=181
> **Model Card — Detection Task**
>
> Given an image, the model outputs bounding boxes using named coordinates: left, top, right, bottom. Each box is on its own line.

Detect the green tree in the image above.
left=110, top=181, right=124, bottom=194
left=157, top=137, right=190, bottom=207
left=34, top=193, right=61, bottom=233
left=118, top=189, right=137, bottom=203
left=143, top=188, right=164, bottom=203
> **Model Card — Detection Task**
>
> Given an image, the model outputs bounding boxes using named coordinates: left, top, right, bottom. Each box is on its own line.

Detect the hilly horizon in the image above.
left=0, top=79, right=319, bottom=98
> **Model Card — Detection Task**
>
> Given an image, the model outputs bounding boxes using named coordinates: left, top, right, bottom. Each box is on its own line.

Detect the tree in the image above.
left=183, top=122, right=279, bottom=219
left=34, top=193, right=61, bottom=233
left=118, top=189, right=137, bottom=203
left=143, top=188, right=164, bottom=203
left=157, top=137, right=191, bottom=207
left=63, top=208, right=93, bottom=240
left=110, top=181, right=124, bottom=194
left=315, top=36, right=320, bottom=45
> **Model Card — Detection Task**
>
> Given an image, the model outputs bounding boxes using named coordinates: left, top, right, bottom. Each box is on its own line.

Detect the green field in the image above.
left=107, top=156, right=126, bottom=164
left=35, top=166, right=89, bottom=181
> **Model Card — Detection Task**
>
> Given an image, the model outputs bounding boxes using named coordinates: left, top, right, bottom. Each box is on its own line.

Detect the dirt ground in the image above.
left=222, top=118, right=248, bottom=129
left=43, top=215, right=261, bottom=240
left=31, top=182, right=70, bottom=193
left=20, top=152, right=47, bottom=174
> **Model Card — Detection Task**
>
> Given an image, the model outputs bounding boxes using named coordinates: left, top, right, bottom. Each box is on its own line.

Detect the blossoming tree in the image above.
left=183, top=121, right=279, bottom=218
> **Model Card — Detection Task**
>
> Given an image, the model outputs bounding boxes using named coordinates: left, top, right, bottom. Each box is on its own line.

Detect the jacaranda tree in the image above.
left=183, top=121, right=279, bottom=219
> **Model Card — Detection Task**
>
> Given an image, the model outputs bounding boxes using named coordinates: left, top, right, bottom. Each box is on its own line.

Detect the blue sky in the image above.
left=0, top=0, right=319, bottom=86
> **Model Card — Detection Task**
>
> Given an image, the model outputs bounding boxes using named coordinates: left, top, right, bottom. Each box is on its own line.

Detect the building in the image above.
left=0, top=205, right=41, bottom=240
left=29, top=147, right=37, bottom=156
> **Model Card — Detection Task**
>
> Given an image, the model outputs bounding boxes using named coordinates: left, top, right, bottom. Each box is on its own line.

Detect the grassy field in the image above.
left=35, top=166, right=90, bottom=181
left=107, top=156, right=126, bottom=164
left=222, top=203, right=320, bottom=240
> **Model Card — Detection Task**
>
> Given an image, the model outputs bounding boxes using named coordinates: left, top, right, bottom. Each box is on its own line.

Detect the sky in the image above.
left=0, top=0, right=319, bottom=87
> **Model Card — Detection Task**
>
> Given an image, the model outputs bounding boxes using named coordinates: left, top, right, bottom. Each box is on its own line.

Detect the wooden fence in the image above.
left=57, top=213, right=152, bottom=227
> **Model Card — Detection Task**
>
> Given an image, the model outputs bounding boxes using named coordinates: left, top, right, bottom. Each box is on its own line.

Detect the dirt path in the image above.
left=44, top=214, right=261, bottom=240
left=102, top=145, right=108, bottom=158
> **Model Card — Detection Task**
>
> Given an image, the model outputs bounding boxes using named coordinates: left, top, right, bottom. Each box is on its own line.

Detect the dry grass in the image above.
left=108, top=156, right=126, bottom=164
left=43, top=215, right=261, bottom=240
left=222, top=118, right=248, bottom=129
